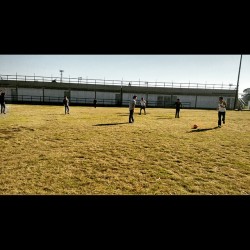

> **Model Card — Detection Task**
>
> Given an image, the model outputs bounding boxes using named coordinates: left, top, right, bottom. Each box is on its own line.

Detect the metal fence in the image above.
left=4, top=94, right=191, bottom=108
left=0, top=74, right=236, bottom=90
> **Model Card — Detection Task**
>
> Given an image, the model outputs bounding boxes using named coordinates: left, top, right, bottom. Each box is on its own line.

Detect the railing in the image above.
left=4, top=94, right=191, bottom=108
left=0, top=74, right=237, bottom=90
left=238, top=98, right=247, bottom=109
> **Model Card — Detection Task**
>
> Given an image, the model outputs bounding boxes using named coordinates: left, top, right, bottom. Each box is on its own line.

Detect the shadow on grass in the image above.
left=187, top=126, right=219, bottom=133
left=116, top=113, right=149, bottom=116
left=93, top=122, right=129, bottom=126
left=156, top=117, right=174, bottom=119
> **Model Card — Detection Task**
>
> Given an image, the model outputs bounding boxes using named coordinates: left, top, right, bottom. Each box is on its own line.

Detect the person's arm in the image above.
left=133, top=100, right=136, bottom=109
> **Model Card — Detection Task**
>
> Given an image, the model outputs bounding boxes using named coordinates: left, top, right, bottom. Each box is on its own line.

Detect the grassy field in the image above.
left=0, top=104, right=249, bottom=194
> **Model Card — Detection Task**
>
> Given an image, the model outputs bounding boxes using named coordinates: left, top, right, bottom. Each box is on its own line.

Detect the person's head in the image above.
left=141, top=97, right=144, bottom=100
left=133, top=95, right=137, bottom=100
left=177, top=98, right=180, bottom=101
left=219, top=96, right=223, bottom=102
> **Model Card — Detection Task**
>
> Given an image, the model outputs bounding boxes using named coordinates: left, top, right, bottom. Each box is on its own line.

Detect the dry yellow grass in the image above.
left=0, top=104, right=249, bottom=194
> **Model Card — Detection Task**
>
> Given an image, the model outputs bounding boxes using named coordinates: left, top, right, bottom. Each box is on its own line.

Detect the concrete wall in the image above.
left=18, top=88, right=43, bottom=102
left=1, top=81, right=237, bottom=109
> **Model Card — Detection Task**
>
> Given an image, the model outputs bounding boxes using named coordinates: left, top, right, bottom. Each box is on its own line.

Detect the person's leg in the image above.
left=132, top=110, right=134, bottom=122
left=65, top=105, right=67, bottom=114
left=144, top=107, right=146, bottom=115
left=1, top=103, right=5, bottom=113
left=177, top=109, right=180, bottom=118
left=176, top=109, right=179, bottom=118
left=218, top=112, right=222, bottom=126
left=139, top=107, right=142, bottom=115
left=222, top=112, right=225, bottom=124
left=129, top=110, right=133, bottom=123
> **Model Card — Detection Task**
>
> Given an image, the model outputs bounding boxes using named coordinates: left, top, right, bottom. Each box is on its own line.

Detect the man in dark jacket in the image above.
left=175, top=98, right=182, bottom=118
left=0, top=91, right=6, bottom=114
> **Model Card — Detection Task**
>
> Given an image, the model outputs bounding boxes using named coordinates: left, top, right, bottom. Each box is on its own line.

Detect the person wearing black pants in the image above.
left=175, top=98, right=182, bottom=118
left=0, top=92, right=6, bottom=114
left=217, top=96, right=226, bottom=127
left=129, top=95, right=137, bottom=123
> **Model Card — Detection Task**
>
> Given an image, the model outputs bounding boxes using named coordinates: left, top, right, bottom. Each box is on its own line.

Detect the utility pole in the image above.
left=234, top=55, right=242, bottom=110
left=60, top=70, right=64, bottom=83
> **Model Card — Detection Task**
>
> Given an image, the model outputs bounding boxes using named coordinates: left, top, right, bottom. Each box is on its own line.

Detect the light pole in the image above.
left=60, top=70, right=64, bottom=83
left=78, top=77, right=82, bottom=84
left=234, top=55, right=243, bottom=110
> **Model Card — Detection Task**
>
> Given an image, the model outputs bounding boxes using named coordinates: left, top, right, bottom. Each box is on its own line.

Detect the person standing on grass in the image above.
left=93, top=99, right=97, bottom=108
left=175, top=98, right=182, bottom=118
left=217, top=96, right=226, bottom=127
left=129, top=95, right=137, bottom=123
left=0, top=91, right=6, bottom=114
left=63, top=96, right=70, bottom=114
left=139, top=97, right=146, bottom=115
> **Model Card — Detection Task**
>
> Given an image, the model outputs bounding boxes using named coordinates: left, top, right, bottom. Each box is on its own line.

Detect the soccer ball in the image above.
left=193, top=124, right=198, bottom=129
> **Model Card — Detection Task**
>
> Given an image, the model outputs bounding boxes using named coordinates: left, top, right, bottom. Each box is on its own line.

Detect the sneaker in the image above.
left=223, top=120, right=225, bottom=124
left=218, top=125, right=221, bottom=128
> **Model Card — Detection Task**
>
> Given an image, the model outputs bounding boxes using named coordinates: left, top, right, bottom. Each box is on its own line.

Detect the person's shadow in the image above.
left=187, top=126, right=219, bottom=133
left=93, top=122, right=128, bottom=126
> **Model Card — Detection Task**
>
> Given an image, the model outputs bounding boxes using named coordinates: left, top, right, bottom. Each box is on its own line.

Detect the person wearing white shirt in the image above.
left=217, top=96, right=226, bottom=127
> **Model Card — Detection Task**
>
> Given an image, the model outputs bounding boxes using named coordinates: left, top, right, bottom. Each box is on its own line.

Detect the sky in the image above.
left=0, top=55, right=249, bottom=95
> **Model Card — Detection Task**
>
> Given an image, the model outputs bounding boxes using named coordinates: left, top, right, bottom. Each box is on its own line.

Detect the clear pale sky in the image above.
left=0, top=55, right=249, bottom=95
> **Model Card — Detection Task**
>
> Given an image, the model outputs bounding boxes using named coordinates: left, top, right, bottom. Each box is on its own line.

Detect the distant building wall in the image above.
left=176, top=95, right=196, bottom=107
left=196, top=96, right=218, bottom=108
left=71, top=90, right=95, bottom=102
left=18, top=88, right=43, bottom=102
left=44, top=89, right=65, bottom=98
left=1, top=81, right=237, bottom=109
